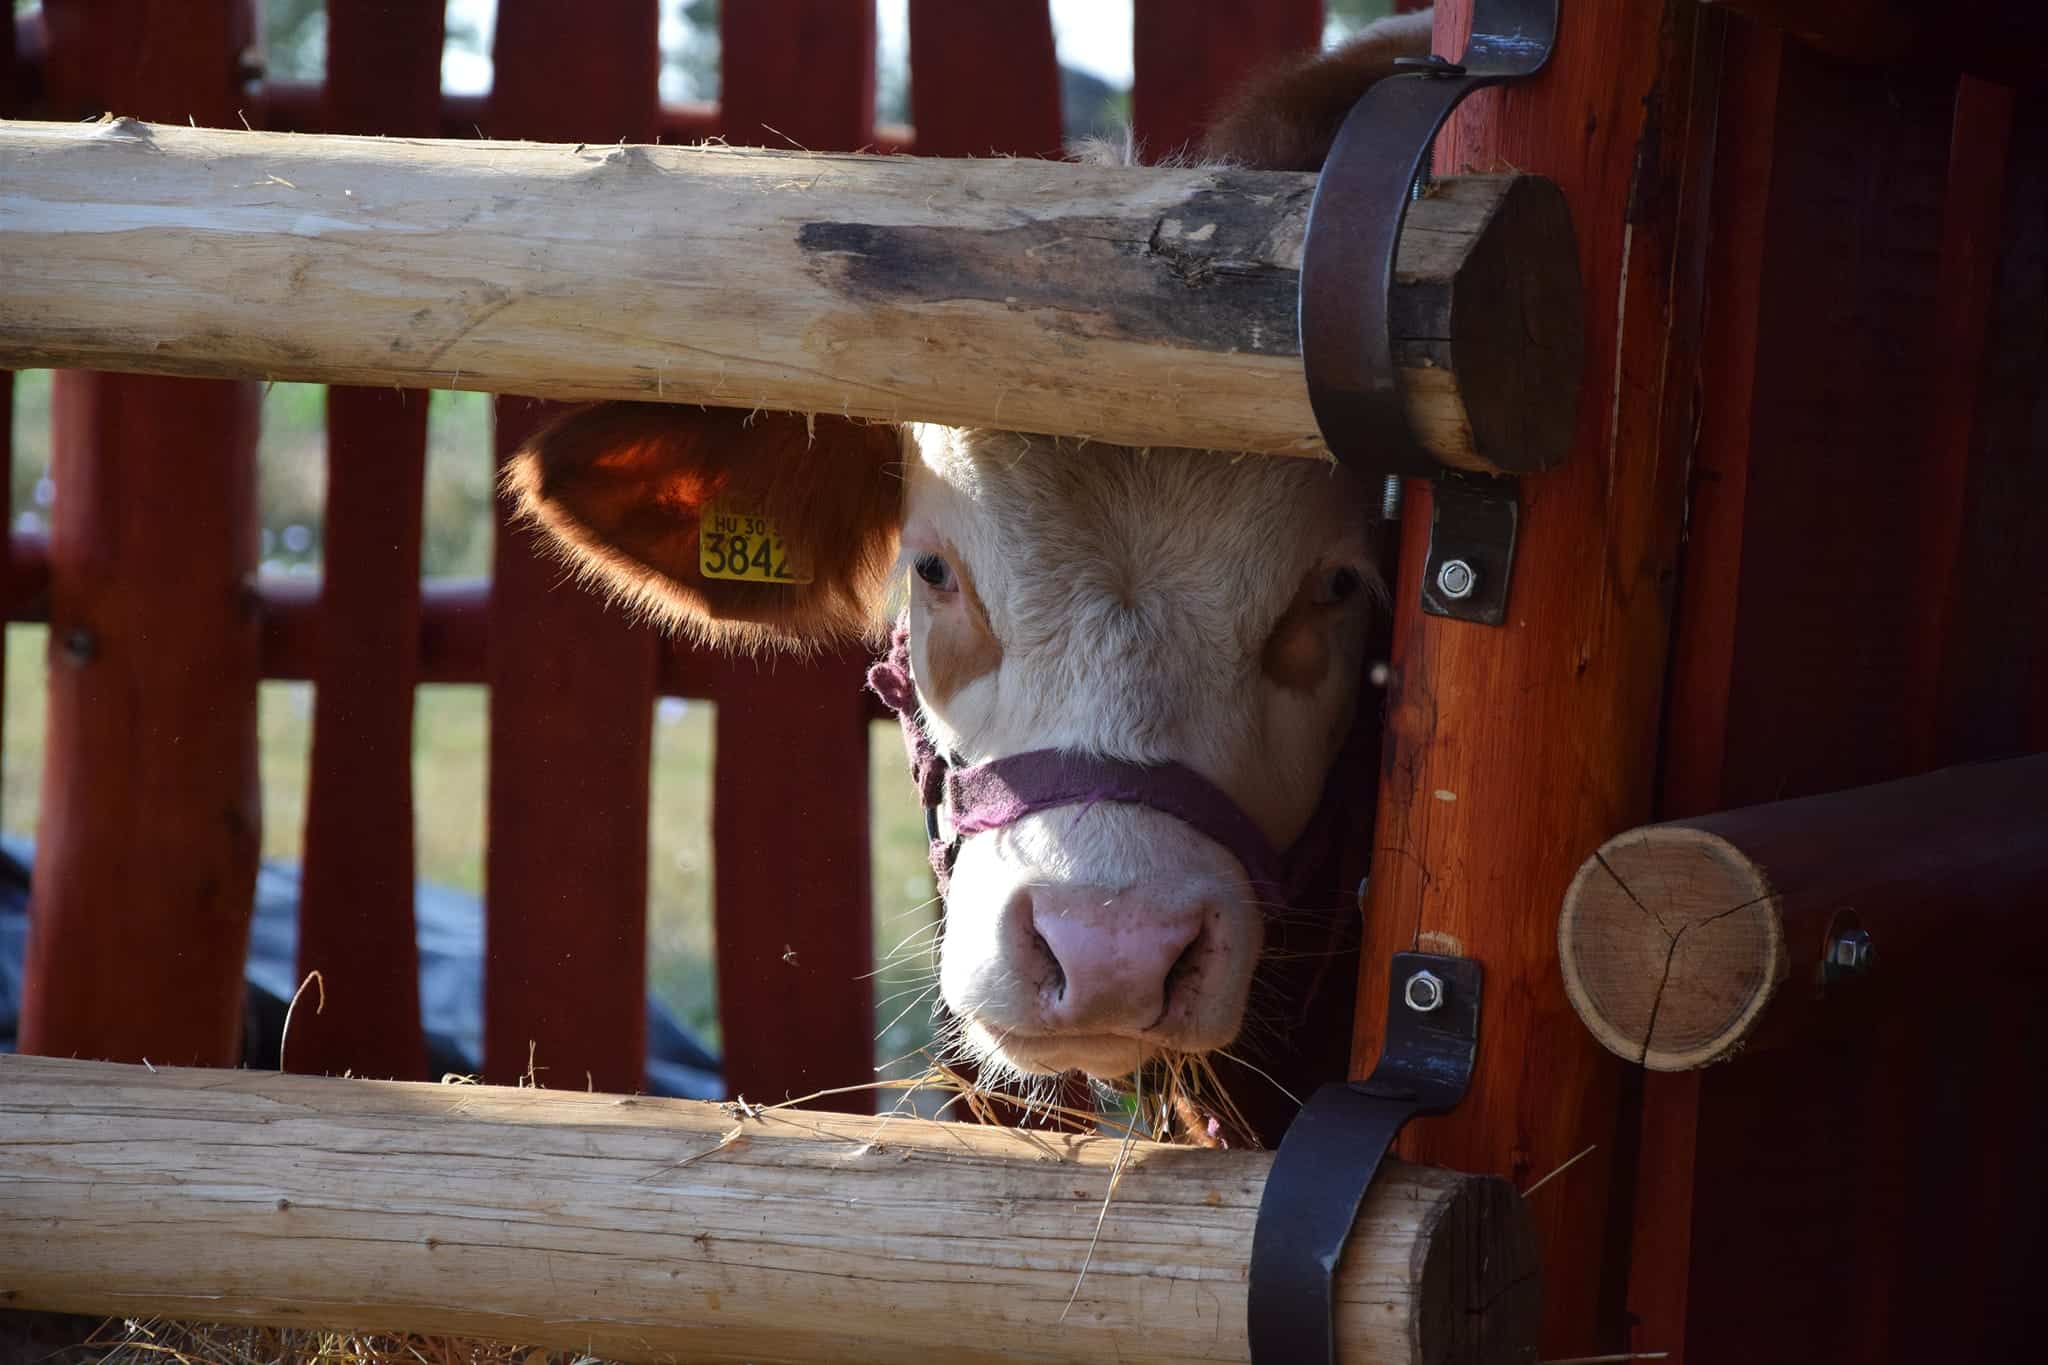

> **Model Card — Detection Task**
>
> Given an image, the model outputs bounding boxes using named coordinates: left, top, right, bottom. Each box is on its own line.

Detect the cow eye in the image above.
left=1312, top=565, right=1363, bottom=606
left=913, top=553, right=958, bottom=593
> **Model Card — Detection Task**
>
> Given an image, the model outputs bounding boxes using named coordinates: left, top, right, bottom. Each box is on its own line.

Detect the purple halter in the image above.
left=866, top=621, right=1333, bottom=905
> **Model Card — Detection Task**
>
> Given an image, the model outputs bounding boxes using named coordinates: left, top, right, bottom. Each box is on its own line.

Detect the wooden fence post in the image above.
left=1133, top=0, right=1322, bottom=158
left=19, top=0, right=262, bottom=1068
left=705, top=1, right=883, bottom=1112
left=481, top=1, right=662, bottom=1094
left=908, top=0, right=1061, bottom=159
left=1350, top=3, right=1716, bottom=1355
left=284, top=0, right=447, bottom=1083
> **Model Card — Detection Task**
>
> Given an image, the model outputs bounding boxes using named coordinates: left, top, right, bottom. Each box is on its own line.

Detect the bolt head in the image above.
left=1404, top=969, right=1445, bottom=1013
left=1436, top=559, right=1478, bottom=601
left=1821, top=925, right=1874, bottom=983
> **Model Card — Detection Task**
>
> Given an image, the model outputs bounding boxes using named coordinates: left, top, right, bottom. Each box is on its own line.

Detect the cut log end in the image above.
left=1383, top=1167, right=1541, bottom=1365
left=1393, top=174, right=1584, bottom=475
left=1557, top=827, right=1787, bottom=1070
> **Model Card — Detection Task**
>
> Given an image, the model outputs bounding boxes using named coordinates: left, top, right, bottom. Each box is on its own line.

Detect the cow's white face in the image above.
left=507, top=407, right=1375, bottom=1084
left=899, top=425, right=1374, bottom=1081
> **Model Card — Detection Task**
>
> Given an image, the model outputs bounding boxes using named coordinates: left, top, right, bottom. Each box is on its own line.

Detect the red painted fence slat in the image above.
left=712, top=664, right=874, bottom=1112
left=708, top=3, right=881, bottom=1110
left=907, top=1, right=1062, bottom=159
left=282, top=1, right=447, bottom=1083
left=719, top=0, right=876, bottom=150
left=1132, top=0, right=1322, bottom=159
left=19, top=0, right=261, bottom=1069
left=482, top=4, right=663, bottom=1094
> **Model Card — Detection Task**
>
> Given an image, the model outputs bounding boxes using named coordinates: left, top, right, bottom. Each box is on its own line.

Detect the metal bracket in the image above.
left=1247, top=952, right=1483, bottom=1365
left=1421, top=472, right=1519, bottom=625
left=1298, top=0, right=1560, bottom=477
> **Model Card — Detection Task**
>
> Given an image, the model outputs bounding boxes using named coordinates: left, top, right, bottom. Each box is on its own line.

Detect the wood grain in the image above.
left=284, top=0, right=444, bottom=1084
left=0, top=119, right=1573, bottom=472
left=1352, top=2, right=1720, bottom=1355
left=0, top=1054, right=1539, bottom=1365
left=16, top=0, right=262, bottom=1069
left=478, top=7, right=663, bottom=1094
left=1559, top=755, right=2048, bottom=1069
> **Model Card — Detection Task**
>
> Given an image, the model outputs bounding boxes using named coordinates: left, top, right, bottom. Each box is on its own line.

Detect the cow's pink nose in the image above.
left=1025, top=886, right=1207, bottom=1033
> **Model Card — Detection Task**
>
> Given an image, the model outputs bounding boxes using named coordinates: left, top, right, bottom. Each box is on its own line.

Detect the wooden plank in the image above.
left=1350, top=3, right=1720, bottom=1356
left=284, top=0, right=445, bottom=1084
left=711, top=662, right=875, bottom=1112
left=1699, top=0, right=2048, bottom=86
left=17, top=0, right=261, bottom=1068
left=0, top=121, right=1579, bottom=471
left=907, top=1, right=1061, bottom=159
left=1902, top=75, right=2016, bottom=773
left=719, top=0, right=875, bottom=151
left=708, top=5, right=879, bottom=1114
left=0, top=1053, right=1538, bottom=1365
left=1627, top=40, right=2048, bottom=1364
left=481, top=3, right=662, bottom=1094
left=290, top=386, right=429, bottom=1080
left=1621, top=19, right=1770, bottom=1357
left=1711, top=54, right=1954, bottom=804
left=1927, top=89, right=2048, bottom=766
left=1132, top=0, right=1322, bottom=158
left=318, top=0, right=443, bottom=137
left=0, top=0, right=15, bottom=112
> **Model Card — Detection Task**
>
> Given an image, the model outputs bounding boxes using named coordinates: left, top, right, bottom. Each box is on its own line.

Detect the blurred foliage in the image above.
left=263, top=0, right=325, bottom=80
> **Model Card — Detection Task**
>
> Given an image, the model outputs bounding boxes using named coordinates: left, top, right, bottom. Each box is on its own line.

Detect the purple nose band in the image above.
left=867, top=620, right=1325, bottom=903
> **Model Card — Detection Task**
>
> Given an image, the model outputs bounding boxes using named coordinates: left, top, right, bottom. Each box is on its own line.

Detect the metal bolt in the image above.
left=1404, top=969, right=1445, bottom=1014
left=1822, top=925, right=1874, bottom=982
left=1436, top=558, right=1478, bottom=601
left=1380, top=474, right=1404, bottom=522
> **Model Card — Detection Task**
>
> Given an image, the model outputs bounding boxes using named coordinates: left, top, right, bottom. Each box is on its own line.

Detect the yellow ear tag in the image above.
left=699, top=499, right=813, bottom=585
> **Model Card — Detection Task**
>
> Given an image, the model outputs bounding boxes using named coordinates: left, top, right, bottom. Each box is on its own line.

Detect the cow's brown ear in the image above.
left=1199, top=10, right=1435, bottom=171
left=505, top=402, right=904, bottom=651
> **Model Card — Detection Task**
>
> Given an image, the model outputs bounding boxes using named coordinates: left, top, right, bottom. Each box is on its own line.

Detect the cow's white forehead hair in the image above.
left=902, top=422, right=1371, bottom=829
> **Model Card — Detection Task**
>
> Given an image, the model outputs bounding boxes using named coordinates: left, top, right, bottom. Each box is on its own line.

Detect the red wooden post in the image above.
left=719, top=1, right=876, bottom=150
left=283, top=1, right=447, bottom=1082
left=1132, top=0, right=1322, bottom=158
left=482, top=4, right=662, bottom=1094
left=708, top=661, right=874, bottom=1111
left=706, top=4, right=883, bottom=1113
left=19, top=0, right=261, bottom=1069
left=1351, top=2, right=1720, bottom=1354
left=907, top=1, right=1061, bottom=159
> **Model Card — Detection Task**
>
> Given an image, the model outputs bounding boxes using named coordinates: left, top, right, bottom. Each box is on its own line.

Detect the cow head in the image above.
left=509, top=11, right=1431, bottom=1086
left=508, top=409, right=1375, bottom=1083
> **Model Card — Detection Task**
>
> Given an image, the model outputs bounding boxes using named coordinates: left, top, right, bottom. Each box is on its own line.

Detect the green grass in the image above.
left=4, top=370, right=940, bottom=1076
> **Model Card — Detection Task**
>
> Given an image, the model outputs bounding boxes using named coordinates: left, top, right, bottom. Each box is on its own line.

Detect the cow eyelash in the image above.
left=913, top=553, right=959, bottom=594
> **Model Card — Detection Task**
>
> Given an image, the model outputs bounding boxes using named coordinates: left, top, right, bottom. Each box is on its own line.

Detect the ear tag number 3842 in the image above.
left=699, top=500, right=812, bottom=585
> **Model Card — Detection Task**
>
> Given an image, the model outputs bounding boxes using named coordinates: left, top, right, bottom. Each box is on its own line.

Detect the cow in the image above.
left=507, top=13, right=1435, bottom=1128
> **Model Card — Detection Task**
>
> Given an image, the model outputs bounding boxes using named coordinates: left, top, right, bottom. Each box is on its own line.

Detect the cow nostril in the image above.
left=1031, top=929, right=1066, bottom=998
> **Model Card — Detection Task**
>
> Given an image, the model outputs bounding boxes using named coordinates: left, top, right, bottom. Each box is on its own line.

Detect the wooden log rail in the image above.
left=0, top=1055, right=1540, bottom=1365
left=1558, top=755, right=2048, bottom=1070
left=0, top=118, right=1579, bottom=472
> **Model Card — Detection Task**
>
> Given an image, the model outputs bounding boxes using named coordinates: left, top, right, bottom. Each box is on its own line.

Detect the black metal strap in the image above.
left=1247, top=952, right=1483, bottom=1365
left=1299, top=0, right=1559, bottom=475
